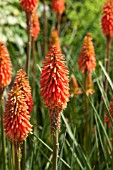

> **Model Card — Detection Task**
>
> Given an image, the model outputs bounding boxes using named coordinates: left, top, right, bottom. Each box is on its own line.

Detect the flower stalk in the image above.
left=57, top=13, right=61, bottom=35
left=43, top=0, right=48, bottom=56
left=26, top=12, right=32, bottom=76
left=84, top=71, right=89, bottom=152
left=104, top=35, right=111, bottom=94
left=14, top=143, right=21, bottom=170
left=1, top=96, right=7, bottom=170
left=52, top=130, right=59, bottom=170
left=40, top=45, right=69, bottom=169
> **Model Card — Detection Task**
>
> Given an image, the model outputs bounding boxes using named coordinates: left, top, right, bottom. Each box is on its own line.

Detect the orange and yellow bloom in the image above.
left=78, top=33, right=96, bottom=73
left=4, top=70, right=33, bottom=142
left=40, top=45, right=69, bottom=134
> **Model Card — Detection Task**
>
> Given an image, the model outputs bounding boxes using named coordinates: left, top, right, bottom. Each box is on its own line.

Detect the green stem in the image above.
left=52, top=130, right=59, bottom=170
left=104, top=35, right=111, bottom=95
left=43, top=0, right=48, bottom=56
left=112, top=138, right=113, bottom=169
left=57, top=14, right=61, bottom=35
left=15, top=143, right=21, bottom=170
left=22, top=11, right=32, bottom=170
left=1, top=96, right=7, bottom=170
left=26, top=12, right=32, bottom=76
left=31, top=38, right=36, bottom=90
left=21, top=142, right=26, bottom=170
left=84, top=71, right=89, bottom=153
left=12, top=143, right=15, bottom=170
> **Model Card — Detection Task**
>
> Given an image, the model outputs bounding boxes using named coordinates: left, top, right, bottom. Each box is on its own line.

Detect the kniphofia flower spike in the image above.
left=78, top=33, right=96, bottom=73
left=4, top=69, right=33, bottom=142
left=40, top=45, right=69, bottom=134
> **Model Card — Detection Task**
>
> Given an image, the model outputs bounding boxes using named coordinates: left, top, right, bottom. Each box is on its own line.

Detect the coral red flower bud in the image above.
left=0, top=42, right=12, bottom=91
left=4, top=85, right=32, bottom=142
left=32, top=11, right=40, bottom=41
left=14, top=69, right=33, bottom=114
left=70, top=75, right=82, bottom=97
left=101, top=0, right=113, bottom=37
left=40, top=45, right=69, bottom=134
left=105, top=98, right=113, bottom=128
left=20, top=0, right=38, bottom=13
left=78, top=33, right=96, bottom=73
left=52, top=0, right=65, bottom=14
left=49, top=29, right=61, bottom=51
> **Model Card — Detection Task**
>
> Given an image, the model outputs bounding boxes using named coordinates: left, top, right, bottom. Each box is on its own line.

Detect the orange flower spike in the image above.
left=4, top=85, right=32, bottom=142
left=14, top=69, right=33, bottom=114
left=52, top=0, right=65, bottom=14
left=86, top=72, right=95, bottom=96
left=70, top=75, right=82, bottom=96
left=105, top=98, right=113, bottom=128
left=78, top=33, right=96, bottom=73
left=32, top=11, right=40, bottom=41
left=40, top=45, right=69, bottom=134
left=49, top=29, right=61, bottom=51
left=101, top=0, right=113, bottom=37
left=20, top=0, right=39, bottom=13
left=0, top=42, right=12, bottom=90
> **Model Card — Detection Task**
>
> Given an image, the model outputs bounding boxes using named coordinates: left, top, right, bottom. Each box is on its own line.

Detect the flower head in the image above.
left=40, top=45, right=69, bottom=134
left=70, top=75, right=82, bottom=97
left=52, top=0, right=65, bottom=14
left=78, top=33, right=96, bottom=73
left=14, top=69, right=33, bottom=114
left=20, top=0, right=38, bottom=13
left=49, top=29, right=61, bottom=51
left=101, top=0, right=113, bottom=37
left=4, top=71, right=33, bottom=142
left=0, top=42, right=12, bottom=91
left=32, top=11, right=40, bottom=41
left=105, top=98, right=113, bottom=128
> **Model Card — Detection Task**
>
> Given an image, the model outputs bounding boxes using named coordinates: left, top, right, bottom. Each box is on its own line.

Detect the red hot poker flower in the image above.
left=4, top=85, right=32, bottom=143
left=40, top=45, right=69, bottom=134
left=78, top=33, right=96, bottom=73
left=14, top=69, right=33, bottom=114
left=52, top=0, right=65, bottom=14
left=32, top=11, right=40, bottom=41
left=49, top=29, right=61, bottom=51
left=0, top=42, right=12, bottom=91
left=101, top=0, right=113, bottom=37
left=20, top=0, right=38, bottom=13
